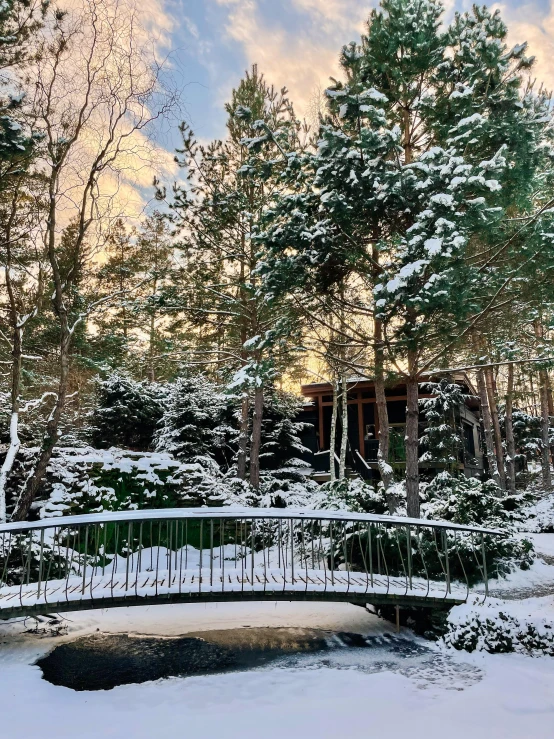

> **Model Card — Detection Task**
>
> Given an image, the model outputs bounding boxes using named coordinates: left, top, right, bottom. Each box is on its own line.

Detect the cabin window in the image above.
left=463, top=422, right=476, bottom=458
left=365, top=424, right=376, bottom=440
left=389, top=425, right=406, bottom=462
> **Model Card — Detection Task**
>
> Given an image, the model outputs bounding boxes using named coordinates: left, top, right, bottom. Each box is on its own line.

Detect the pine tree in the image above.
left=95, top=219, right=142, bottom=351
left=261, top=0, right=546, bottom=517
left=135, top=212, right=173, bottom=381
left=0, top=0, right=46, bottom=195
left=166, top=65, right=304, bottom=488
left=0, top=0, right=48, bottom=521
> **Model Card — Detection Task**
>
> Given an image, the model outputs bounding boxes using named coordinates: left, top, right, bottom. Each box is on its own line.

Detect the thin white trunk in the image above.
left=539, top=373, right=552, bottom=492
left=0, top=413, right=20, bottom=522
left=534, top=320, right=552, bottom=491
left=505, top=363, right=516, bottom=494
left=329, top=380, right=338, bottom=483
left=339, top=375, right=348, bottom=480
left=485, top=367, right=506, bottom=491
left=476, top=368, right=502, bottom=488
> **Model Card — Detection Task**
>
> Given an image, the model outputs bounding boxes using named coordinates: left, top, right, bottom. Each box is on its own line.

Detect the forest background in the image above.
left=1, top=0, right=554, bottom=541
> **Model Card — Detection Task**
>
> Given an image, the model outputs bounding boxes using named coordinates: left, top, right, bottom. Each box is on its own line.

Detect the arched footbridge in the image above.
left=0, top=508, right=503, bottom=619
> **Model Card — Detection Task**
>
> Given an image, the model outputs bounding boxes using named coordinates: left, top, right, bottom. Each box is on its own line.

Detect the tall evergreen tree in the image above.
left=165, top=65, right=304, bottom=489
left=261, top=0, right=548, bottom=516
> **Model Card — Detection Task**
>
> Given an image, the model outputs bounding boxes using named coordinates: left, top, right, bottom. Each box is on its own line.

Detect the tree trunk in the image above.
left=329, top=380, right=338, bottom=483
left=339, top=375, right=348, bottom=480
left=148, top=314, right=156, bottom=382
left=374, top=318, right=395, bottom=512
left=547, top=372, right=554, bottom=467
left=485, top=367, right=506, bottom=491
left=538, top=373, right=552, bottom=491
left=0, top=188, right=26, bottom=522
left=13, top=323, right=71, bottom=521
left=237, top=391, right=249, bottom=480
left=476, top=368, right=501, bottom=488
left=405, top=353, right=420, bottom=518
left=249, top=384, right=264, bottom=490
left=147, top=275, right=157, bottom=382
left=533, top=320, right=552, bottom=491
left=13, top=173, right=71, bottom=522
left=504, top=362, right=517, bottom=494
left=0, top=325, right=22, bottom=522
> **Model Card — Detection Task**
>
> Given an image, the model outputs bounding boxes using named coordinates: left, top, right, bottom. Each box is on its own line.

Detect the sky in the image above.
left=121, top=0, right=554, bottom=213
left=155, top=0, right=554, bottom=142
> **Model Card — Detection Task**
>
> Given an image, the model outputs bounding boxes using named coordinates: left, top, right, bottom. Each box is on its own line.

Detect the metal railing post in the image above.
left=0, top=509, right=505, bottom=616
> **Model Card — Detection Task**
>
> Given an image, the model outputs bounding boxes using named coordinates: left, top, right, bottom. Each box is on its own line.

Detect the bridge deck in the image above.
left=0, top=567, right=465, bottom=619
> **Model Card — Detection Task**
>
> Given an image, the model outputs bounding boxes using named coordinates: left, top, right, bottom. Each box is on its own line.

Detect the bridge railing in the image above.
left=0, top=508, right=505, bottom=617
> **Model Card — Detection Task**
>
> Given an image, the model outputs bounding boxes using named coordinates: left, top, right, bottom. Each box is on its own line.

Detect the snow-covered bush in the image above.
left=419, top=472, right=534, bottom=583
left=421, top=472, right=532, bottom=529
left=307, top=473, right=533, bottom=586
left=91, top=374, right=167, bottom=451
left=310, top=477, right=387, bottom=514
left=154, top=375, right=236, bottom=468
left=419, top=379, right=467, bottom=468
left=443, top=598, right=554, bottom=656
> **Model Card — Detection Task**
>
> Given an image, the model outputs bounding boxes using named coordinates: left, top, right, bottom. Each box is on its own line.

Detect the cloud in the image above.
left=212, top=0, right=371, bottom=117
left=493, top=1, right=554, bottom=85
left=56, top=0, right=178, bottom=223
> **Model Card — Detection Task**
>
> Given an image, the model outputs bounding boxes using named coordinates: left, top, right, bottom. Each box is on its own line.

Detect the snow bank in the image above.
left=444, top=595, right=554, bottom=656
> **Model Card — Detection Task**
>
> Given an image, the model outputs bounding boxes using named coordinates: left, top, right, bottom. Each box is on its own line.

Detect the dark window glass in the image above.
left=463, top=423, right=476, bottom=457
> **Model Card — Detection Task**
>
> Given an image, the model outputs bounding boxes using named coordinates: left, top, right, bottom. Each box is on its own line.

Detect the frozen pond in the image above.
left=2, top=601, right=554, bottom=739
left=36, top=626, right=483, bottom=692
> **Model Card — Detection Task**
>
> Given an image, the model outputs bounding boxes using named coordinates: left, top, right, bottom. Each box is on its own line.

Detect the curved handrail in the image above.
left=0, top=507, right=506, bottom=536
left=0, top=506, right=507, bottom=619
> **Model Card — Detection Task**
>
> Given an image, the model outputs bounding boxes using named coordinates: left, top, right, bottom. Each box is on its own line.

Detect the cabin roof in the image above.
left=301, top=372, right=479, bottom=409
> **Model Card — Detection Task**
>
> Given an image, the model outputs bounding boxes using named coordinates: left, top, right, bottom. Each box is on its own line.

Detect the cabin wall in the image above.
left=298, top=382, right=485, bottom=481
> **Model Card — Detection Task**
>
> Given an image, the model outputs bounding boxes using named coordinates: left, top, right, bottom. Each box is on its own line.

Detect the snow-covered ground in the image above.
left=1, top=599, right=554, bottom=739
left=1, top=491, right=553, bottom=738
left=527, top=532, right=554, bottom=558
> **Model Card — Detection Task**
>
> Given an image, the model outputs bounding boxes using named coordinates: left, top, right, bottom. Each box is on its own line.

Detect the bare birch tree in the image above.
left=12, top=0, right=176, bottom=520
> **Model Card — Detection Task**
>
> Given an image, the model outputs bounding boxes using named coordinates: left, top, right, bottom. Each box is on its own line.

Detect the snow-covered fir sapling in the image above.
left=91, top=373, right=168, bottom=451
left=154, top=374, right=237, bottom=470
left=419, top=379, right=467, bottom=471
left=256, top=389, right=314, bottom=506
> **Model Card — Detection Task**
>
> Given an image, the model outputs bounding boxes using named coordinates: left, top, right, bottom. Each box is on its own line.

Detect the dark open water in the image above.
left=37, top=626, right=482, bottom=692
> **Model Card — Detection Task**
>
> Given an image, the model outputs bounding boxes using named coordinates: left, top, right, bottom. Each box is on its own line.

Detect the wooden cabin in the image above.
left=297, top=373, right=484, bottom=482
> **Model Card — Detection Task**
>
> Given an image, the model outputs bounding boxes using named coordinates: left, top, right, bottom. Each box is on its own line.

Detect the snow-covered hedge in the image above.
left=443, top=597, right=554, bottom=656
left=39, top=448, right=230, bottom=517
left=91, top=374, right=168, bottom=451
left=37, top=446, right=319, bottom=519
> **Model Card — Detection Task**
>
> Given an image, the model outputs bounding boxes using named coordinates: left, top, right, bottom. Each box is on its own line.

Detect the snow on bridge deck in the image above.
left=0, top=566, right=467, bottom=620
